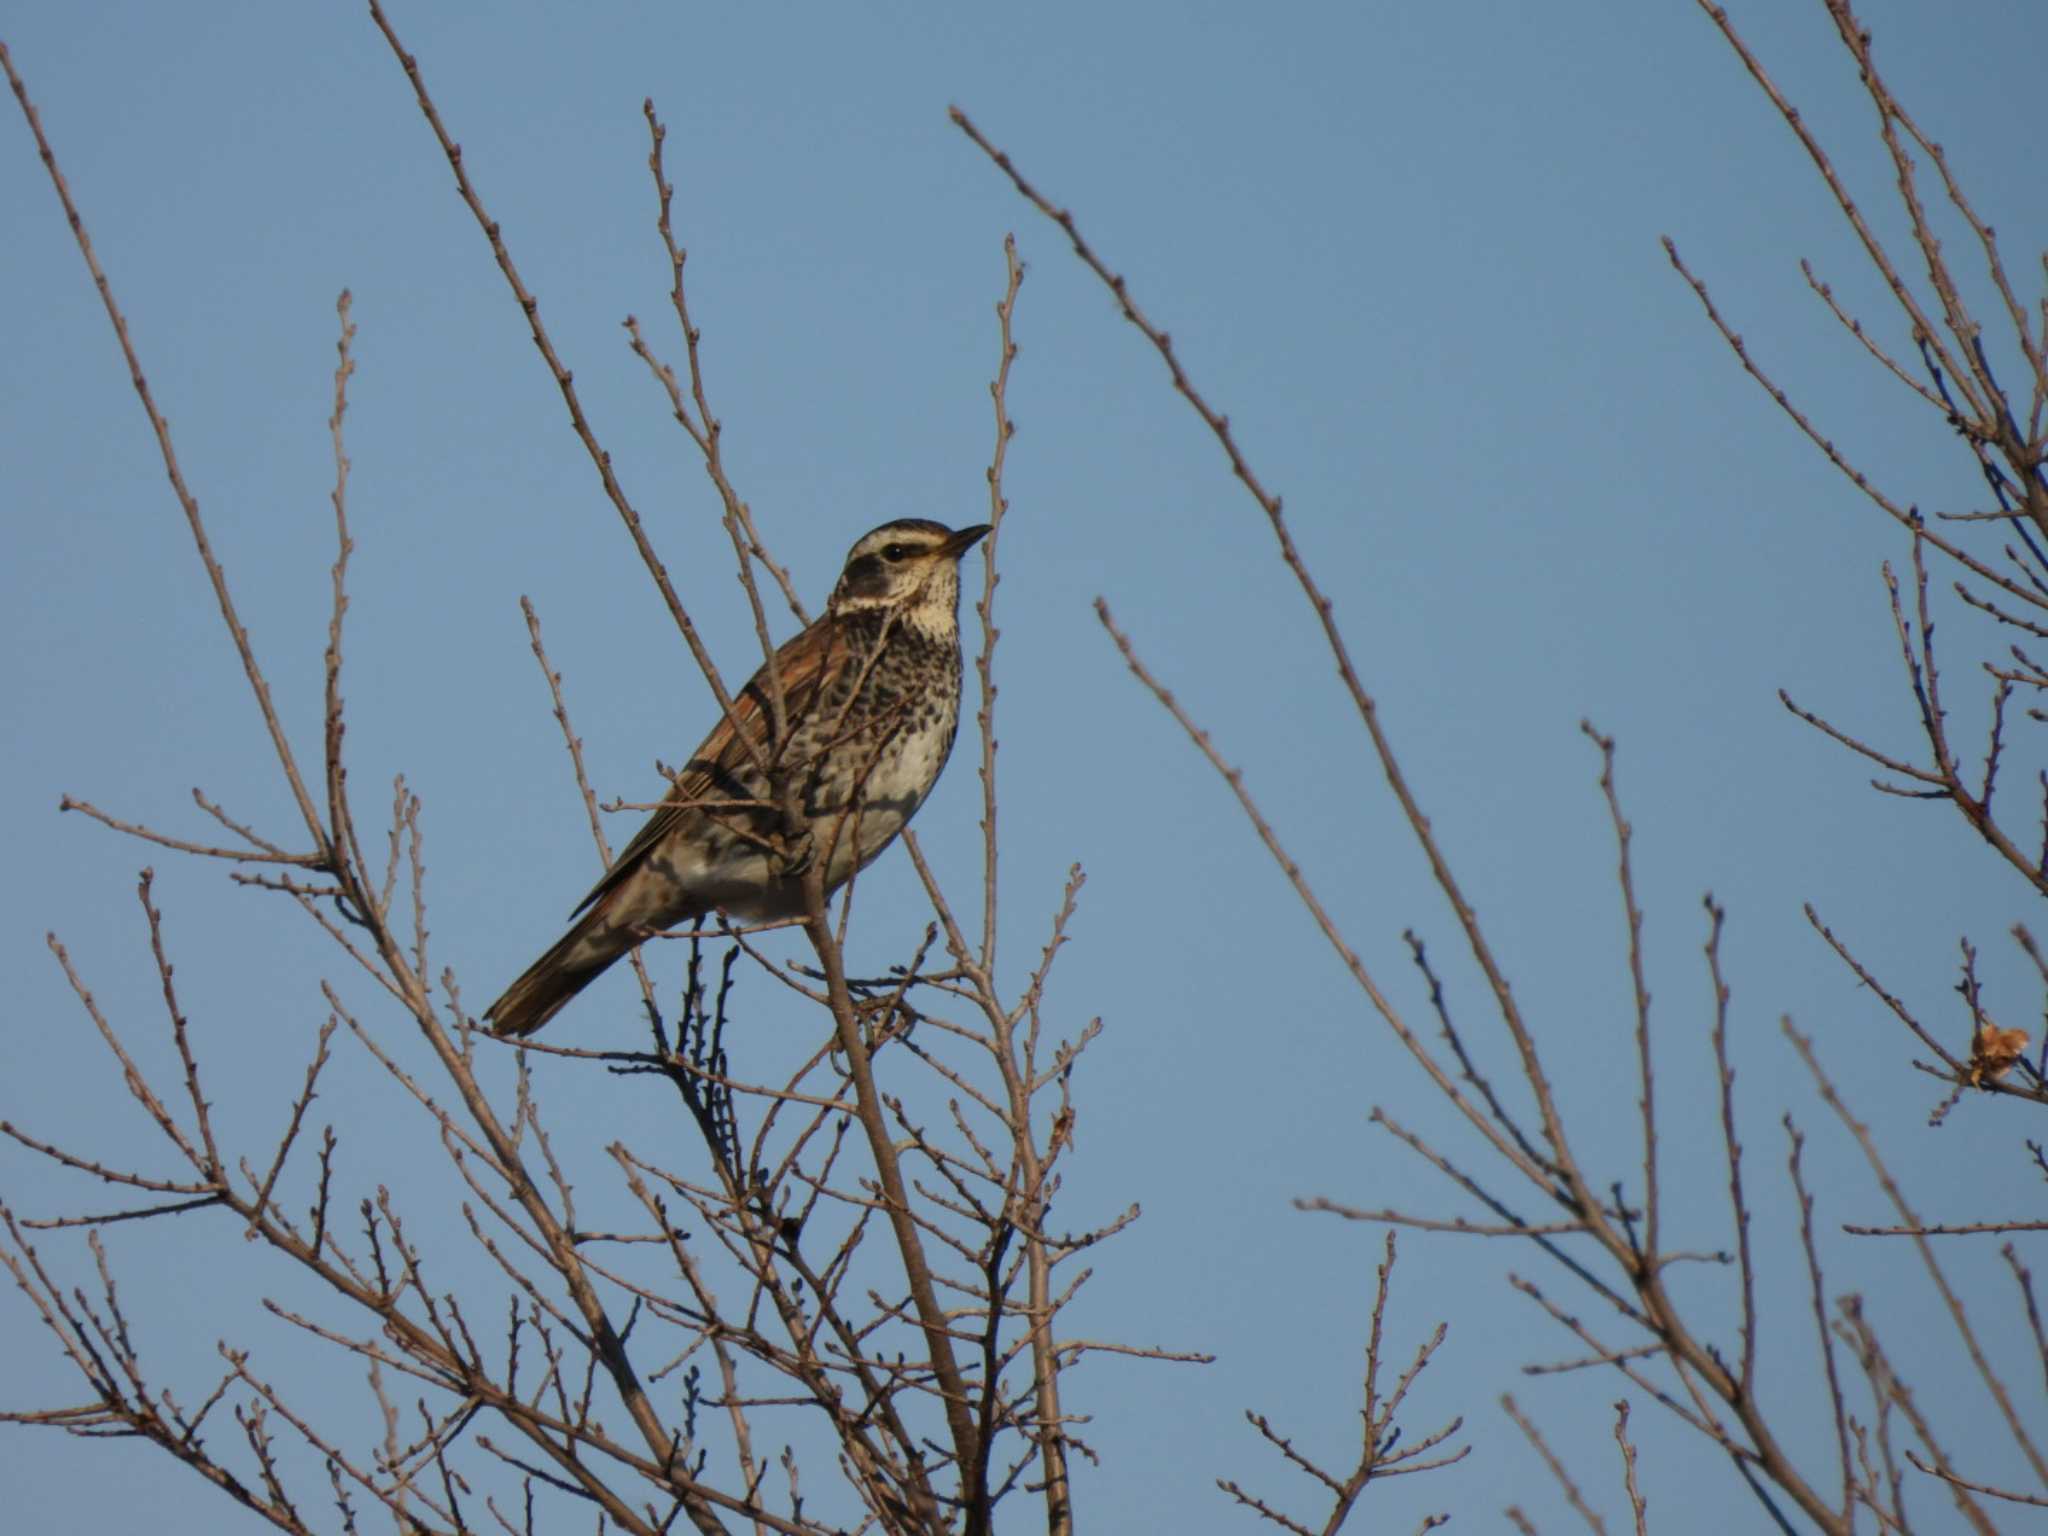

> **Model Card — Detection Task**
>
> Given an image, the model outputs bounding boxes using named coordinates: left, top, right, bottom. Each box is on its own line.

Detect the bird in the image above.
left=484, top=518, right=992, bottom=1037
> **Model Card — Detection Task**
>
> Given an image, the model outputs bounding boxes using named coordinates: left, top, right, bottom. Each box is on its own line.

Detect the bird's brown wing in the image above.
left=565, top=616, right=850, bottom=919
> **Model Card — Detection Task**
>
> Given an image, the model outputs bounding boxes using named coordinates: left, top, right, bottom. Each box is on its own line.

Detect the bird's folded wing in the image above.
left=566, top=621, right=845, bottom=918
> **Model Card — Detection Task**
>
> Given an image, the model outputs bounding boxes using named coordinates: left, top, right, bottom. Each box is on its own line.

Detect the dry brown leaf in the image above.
left=1968, top=1020, right=2029, bottom=1086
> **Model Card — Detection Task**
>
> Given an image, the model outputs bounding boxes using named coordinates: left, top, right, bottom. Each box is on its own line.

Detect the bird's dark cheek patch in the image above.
left=840, top=554, right=888, bottom=599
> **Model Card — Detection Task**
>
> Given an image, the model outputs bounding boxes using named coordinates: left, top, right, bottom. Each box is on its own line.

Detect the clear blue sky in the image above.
left=5, top=2, right=2044, bottom=1530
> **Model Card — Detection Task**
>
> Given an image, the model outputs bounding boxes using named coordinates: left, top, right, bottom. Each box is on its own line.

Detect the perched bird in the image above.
left=485, top=518, right=991, bottom=1037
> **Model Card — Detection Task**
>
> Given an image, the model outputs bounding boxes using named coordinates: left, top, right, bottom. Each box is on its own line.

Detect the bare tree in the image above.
left=951, top=0, right=2042, bottom=1528
left=5, top=0, right=2044, bottom=1532
left=0, top=9, right=1205, bottom=1531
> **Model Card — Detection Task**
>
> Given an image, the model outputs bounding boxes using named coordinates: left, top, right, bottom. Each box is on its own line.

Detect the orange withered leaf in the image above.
left=1968, top=1020, right=2029, bottom=1087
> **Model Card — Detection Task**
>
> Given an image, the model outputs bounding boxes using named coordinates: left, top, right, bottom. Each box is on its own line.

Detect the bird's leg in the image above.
left=776, top=825, right=817, bottom=879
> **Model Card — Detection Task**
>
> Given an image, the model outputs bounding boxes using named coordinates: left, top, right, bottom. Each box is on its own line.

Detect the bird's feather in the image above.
left=568, top=616, right=854, bottom=919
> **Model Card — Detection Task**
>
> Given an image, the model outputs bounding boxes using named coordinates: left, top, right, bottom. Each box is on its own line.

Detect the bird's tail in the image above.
left=484, top=907, right=637, bottom=1038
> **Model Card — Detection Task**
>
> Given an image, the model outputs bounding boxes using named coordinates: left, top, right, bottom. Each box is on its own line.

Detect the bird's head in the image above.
left=828, top=519, right=992, bottom=626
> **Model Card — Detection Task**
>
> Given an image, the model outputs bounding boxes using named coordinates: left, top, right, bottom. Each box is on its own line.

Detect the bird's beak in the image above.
left=940, top=524, right=993, bottom=559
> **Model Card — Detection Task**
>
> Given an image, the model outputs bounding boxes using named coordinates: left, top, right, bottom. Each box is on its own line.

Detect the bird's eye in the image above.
left=881, top=543, right=911, bottom=562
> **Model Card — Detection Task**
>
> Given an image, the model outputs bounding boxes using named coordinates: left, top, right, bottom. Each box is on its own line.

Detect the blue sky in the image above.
left=5, top=2, right=2045, bottom=1530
